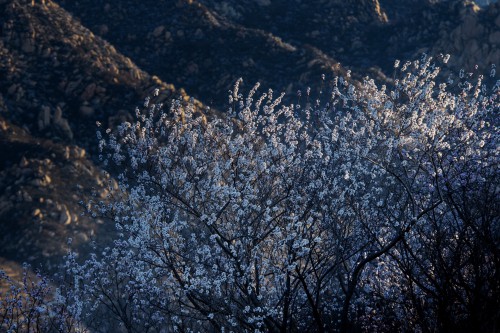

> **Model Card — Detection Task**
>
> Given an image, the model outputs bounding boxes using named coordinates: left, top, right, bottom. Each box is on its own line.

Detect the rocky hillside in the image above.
left=57, top=0, right=500, bottom=106
left=431, top=1, right=500, bottom=70
left=0, top=0, right=203, bottom=148
left=54, top=0, right=356, bottom=108
left=0, top=0, right=202, bottom=271
left=0, top=0, right=498, bottom=277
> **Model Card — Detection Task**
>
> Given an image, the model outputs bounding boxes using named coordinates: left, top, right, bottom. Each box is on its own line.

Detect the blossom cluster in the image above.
left=63, top=55, right=498, bottom=332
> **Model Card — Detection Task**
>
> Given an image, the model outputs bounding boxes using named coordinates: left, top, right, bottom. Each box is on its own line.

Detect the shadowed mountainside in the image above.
left=0, top=0, right=203, bottom=271
left=57, top=0, right=500, bottom=106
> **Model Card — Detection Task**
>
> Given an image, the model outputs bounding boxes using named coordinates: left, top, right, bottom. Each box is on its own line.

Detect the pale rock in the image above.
left=75, top=232, right=88, bottom=242
left=59, top=205, right=71, bottom=225
left=153, top=25, right=165, bottom=37
left=56, top=118, right=73, bottom=140
left=71, top=146, right=86, bottom=159
left=108, top=63, right=119, bottom=75
left=99, top=188, right=109, bottom=199
left=64, top=146, right=70, bottom=159
left=0, top=119, right=7, bottom=131
left=79, top=105, right=95, bottom=117
left=41, top=47, right=52, bottom=58
left=32, top=208, right=41, bottom=217
left=19, top=156, right=29, bottom=168
left=53, top=106, right=63, bottom=123
left=110, top=179, right=119, bottom=191
left=81, top=83, right=97, bottom=100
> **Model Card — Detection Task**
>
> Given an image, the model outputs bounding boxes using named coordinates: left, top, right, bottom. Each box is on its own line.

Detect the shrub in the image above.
left=0, top=264, right=86, bottom=333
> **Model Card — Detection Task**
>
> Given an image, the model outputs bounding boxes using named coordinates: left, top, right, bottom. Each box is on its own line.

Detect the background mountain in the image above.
left=0, top=0, right=201, bottom=273
left=56, top=0, right=500, bottom=104
left=0, top=0, right=499, bottom=277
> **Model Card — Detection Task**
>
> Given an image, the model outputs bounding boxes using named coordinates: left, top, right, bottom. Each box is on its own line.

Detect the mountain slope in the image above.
left=0, top=0, right=202, bottom=270
left=56, top=0, right=353, bottom=107
left=56, top=0, right=499, bottom=109
left=0, top=0, right=202, bottom=149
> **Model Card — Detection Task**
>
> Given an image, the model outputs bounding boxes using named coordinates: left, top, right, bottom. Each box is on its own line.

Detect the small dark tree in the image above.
left=0, top=264, right=86, bottom=333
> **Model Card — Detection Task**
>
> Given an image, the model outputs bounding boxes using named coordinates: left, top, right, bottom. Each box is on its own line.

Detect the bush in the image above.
left=0, top=264, right=86, bottom=333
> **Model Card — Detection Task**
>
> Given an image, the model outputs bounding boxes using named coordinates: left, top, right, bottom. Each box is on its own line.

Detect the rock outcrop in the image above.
left=0, top=0, right=202, bottom=150
left=55, top=0, right=499, bottom=109
left=56, top=0, right=351, bottom=107
left=432, top=1, right=500, bottom=71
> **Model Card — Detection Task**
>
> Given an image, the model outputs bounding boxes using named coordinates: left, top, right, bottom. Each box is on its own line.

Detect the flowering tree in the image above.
left=338, top=59, right=499, bottom=333
left=0, top=264, right=86, bottom=333
left=66, top=56, right=498, bottom=333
